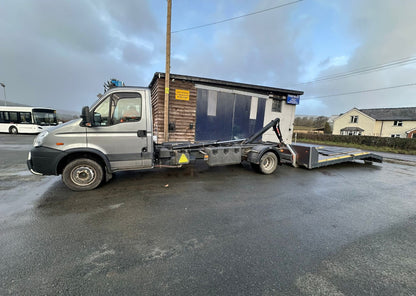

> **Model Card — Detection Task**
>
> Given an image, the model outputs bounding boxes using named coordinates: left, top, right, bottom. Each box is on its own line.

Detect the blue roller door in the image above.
left=195, top=89, right=266, bottom=141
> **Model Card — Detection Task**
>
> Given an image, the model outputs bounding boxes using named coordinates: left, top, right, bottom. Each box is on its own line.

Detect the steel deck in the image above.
left=287, top=144, right=383, bottom=169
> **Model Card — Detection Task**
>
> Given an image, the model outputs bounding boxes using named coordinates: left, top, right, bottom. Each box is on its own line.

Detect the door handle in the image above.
left=137, top=130, right=147, bottom=137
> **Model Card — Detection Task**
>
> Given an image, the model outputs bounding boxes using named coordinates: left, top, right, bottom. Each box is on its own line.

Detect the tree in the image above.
left=313, top=116, right=329, bottom=128
left=324, top=122, right=332, bottom=134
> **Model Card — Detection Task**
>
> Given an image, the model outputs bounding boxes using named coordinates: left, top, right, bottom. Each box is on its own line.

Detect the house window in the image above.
left=350, top=115, right=358, bottom=123
left=272, top=99, right=282, bottom=112
left=393, top=120, right=403, bottom=126
left=391, top=134, right=401, bottom=138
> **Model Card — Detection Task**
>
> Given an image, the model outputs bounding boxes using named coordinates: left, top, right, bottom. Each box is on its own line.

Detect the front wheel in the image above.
left=9, top=126, right=18, bottom=134
left=253, top=151, right=278, bottom=175
left=62, top=158, right=104, bottom=191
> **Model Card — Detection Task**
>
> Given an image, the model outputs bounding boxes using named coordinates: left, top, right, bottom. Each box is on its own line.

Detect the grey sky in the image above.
left=1, top=0, right=415, bottom=115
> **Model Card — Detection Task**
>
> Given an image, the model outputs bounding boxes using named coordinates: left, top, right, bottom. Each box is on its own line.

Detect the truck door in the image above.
left=87, top=91, right=152, bottom=171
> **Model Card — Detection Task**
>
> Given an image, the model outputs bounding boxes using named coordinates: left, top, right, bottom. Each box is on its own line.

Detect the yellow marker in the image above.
left=178, top=154, right=189, bottom=164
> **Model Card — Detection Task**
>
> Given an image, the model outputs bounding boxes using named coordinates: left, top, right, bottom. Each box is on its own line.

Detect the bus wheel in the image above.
left=9, top=126, right=18, bottom=134
left=62, top=158, right=104, bottom=191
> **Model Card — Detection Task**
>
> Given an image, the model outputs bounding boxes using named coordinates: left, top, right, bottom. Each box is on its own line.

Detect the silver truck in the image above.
left=27, top=86, right=382, bottom=191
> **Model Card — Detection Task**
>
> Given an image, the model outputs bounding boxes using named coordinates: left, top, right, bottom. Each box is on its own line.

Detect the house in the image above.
left=332, top=107, right=416, bottom=138
left=149, top=73, right=303, bottom=144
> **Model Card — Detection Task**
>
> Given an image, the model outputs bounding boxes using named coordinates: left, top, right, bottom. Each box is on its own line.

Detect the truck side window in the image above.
left=93, top=97, right=110, bottom=126
left=112, top=93, right=142, bottom=124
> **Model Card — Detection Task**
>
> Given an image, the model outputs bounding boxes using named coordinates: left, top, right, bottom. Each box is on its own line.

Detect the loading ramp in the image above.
left=283, top=144, right=383, bottom=169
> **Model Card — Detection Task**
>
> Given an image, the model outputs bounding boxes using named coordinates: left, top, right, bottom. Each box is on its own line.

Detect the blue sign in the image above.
left=287, top=94, right=300, bottom=105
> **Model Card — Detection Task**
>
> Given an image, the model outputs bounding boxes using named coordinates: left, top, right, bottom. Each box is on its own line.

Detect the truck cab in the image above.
left=28, top=87, right=154, bottom=190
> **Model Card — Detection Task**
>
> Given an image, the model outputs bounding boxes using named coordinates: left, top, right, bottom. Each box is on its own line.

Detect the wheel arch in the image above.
left=247, top=145, right=281, bottom=165
left=56, top=148, right=111, bottom=175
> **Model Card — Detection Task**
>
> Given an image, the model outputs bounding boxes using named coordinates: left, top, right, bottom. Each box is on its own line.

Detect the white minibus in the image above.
left=0, top=106, right=58, bottom=134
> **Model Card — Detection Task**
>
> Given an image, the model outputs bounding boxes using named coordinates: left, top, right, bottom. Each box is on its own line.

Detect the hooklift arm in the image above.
left=242, top=117, right=298, bottom=167
left=243, top=117, right=282, bottom=144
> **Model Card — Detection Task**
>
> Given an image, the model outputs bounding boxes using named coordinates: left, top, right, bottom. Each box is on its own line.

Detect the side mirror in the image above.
left=81, top=106, right=92, bottom=127
left=93, top=112, right=102, bottom=125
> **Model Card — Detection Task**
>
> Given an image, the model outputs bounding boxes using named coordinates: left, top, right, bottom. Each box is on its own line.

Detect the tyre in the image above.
left=62, top=158, right=104, bottom=191
left=9, top=126, right=18, bottom=134
left=256, top=151, right=278, bottom=175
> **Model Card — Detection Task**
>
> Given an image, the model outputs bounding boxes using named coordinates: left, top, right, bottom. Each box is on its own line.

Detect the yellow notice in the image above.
left=178, top=154, right=189, bottom=164
left=175, top=89, right=190, bottom=101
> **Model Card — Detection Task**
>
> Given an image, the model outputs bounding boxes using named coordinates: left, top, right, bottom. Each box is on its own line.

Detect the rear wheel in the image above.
left=62, top=158, right=104, bottom=191
left=254, top=151, right=278, bottom=175
left=9, top=126, right=18, bottom=134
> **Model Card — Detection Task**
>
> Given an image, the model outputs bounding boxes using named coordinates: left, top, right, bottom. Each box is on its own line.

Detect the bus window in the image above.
left=0, top=112, right=6, bottom=123
left=9, top=112, right=18, bottom=123
left=20, top=112, right=32, bottom=123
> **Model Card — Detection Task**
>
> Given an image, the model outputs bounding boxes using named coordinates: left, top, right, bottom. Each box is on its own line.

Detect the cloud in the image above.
left=0, top=0, right=415, bottom=116
left=172, top=0, right=303, bottom=86
left=298, top=0, right=416, bottom=115
left=0, top=0, right=163, bottom=111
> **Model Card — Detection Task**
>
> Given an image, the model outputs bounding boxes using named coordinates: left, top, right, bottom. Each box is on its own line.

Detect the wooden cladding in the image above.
left=151, top=78, right=197, bottom=143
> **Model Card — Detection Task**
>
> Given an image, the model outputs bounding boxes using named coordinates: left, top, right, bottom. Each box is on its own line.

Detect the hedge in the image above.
left=293, top=133, right=416, bottom=151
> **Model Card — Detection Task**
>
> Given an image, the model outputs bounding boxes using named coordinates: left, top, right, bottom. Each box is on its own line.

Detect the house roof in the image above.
left=359, top=107, right=416, bottom=121
left=149, top=72, right=304, bottom=97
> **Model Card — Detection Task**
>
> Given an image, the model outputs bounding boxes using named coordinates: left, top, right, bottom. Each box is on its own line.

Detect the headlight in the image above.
left=34, top=131, right=49, bottom=147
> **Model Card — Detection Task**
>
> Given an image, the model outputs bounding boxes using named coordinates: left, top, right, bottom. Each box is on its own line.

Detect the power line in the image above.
left=172, top=0, right=304, bottom=34
left=292, top=56, right=416, bottom=86
left=303, top=82, right=416, bottom=100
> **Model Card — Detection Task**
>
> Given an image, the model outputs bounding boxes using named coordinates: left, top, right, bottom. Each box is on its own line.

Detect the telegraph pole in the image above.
left=164, top=0, right=172, bottom=142
left=0, top=83, right=6, bottom=106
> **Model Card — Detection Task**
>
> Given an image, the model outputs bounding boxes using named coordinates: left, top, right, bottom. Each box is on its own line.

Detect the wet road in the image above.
left=1, top=134, right=416, bottom=295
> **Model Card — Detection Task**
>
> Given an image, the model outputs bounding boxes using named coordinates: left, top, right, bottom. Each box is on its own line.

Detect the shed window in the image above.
left=393, top=120, right=403, bottom=126
left=272, top=99, right=282, bottom=113
left=207, top=90, right=217, bottom=116
left=250, top=97, right=258, bottom=120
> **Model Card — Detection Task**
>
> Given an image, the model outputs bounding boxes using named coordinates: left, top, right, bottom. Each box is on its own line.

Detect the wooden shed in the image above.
left=149, top=73, right=303, bottom=144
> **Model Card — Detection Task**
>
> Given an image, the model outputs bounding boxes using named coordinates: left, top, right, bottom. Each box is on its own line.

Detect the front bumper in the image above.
left=27, top=146, right=66, bottom=176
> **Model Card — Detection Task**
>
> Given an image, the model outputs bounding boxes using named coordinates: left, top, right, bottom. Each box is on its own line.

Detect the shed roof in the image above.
left=359, top=107, right=416, bottom=121
left=149, top=72, right=303, bottom=97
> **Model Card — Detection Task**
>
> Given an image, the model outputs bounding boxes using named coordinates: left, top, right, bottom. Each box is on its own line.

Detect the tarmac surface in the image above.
left=1, top=134, right=416, bottom=295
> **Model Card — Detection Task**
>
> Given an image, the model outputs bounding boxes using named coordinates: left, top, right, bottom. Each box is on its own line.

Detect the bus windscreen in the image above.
left=32, top=109, right=58, bottom=126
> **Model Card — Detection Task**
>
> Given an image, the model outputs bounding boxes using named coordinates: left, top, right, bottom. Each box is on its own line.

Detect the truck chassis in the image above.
left=28, top=117, right=383, bottom=191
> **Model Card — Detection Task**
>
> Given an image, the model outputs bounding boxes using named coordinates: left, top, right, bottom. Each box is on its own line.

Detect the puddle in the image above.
left=0, top=174, right=59, bottom=219
left=0, top=144, right=33, bottom=151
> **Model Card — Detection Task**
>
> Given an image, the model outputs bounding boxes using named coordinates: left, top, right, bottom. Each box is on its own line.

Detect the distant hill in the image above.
left=0, top=99, right=79, bottom=122
left=0, top=99, right=28, bottom=107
